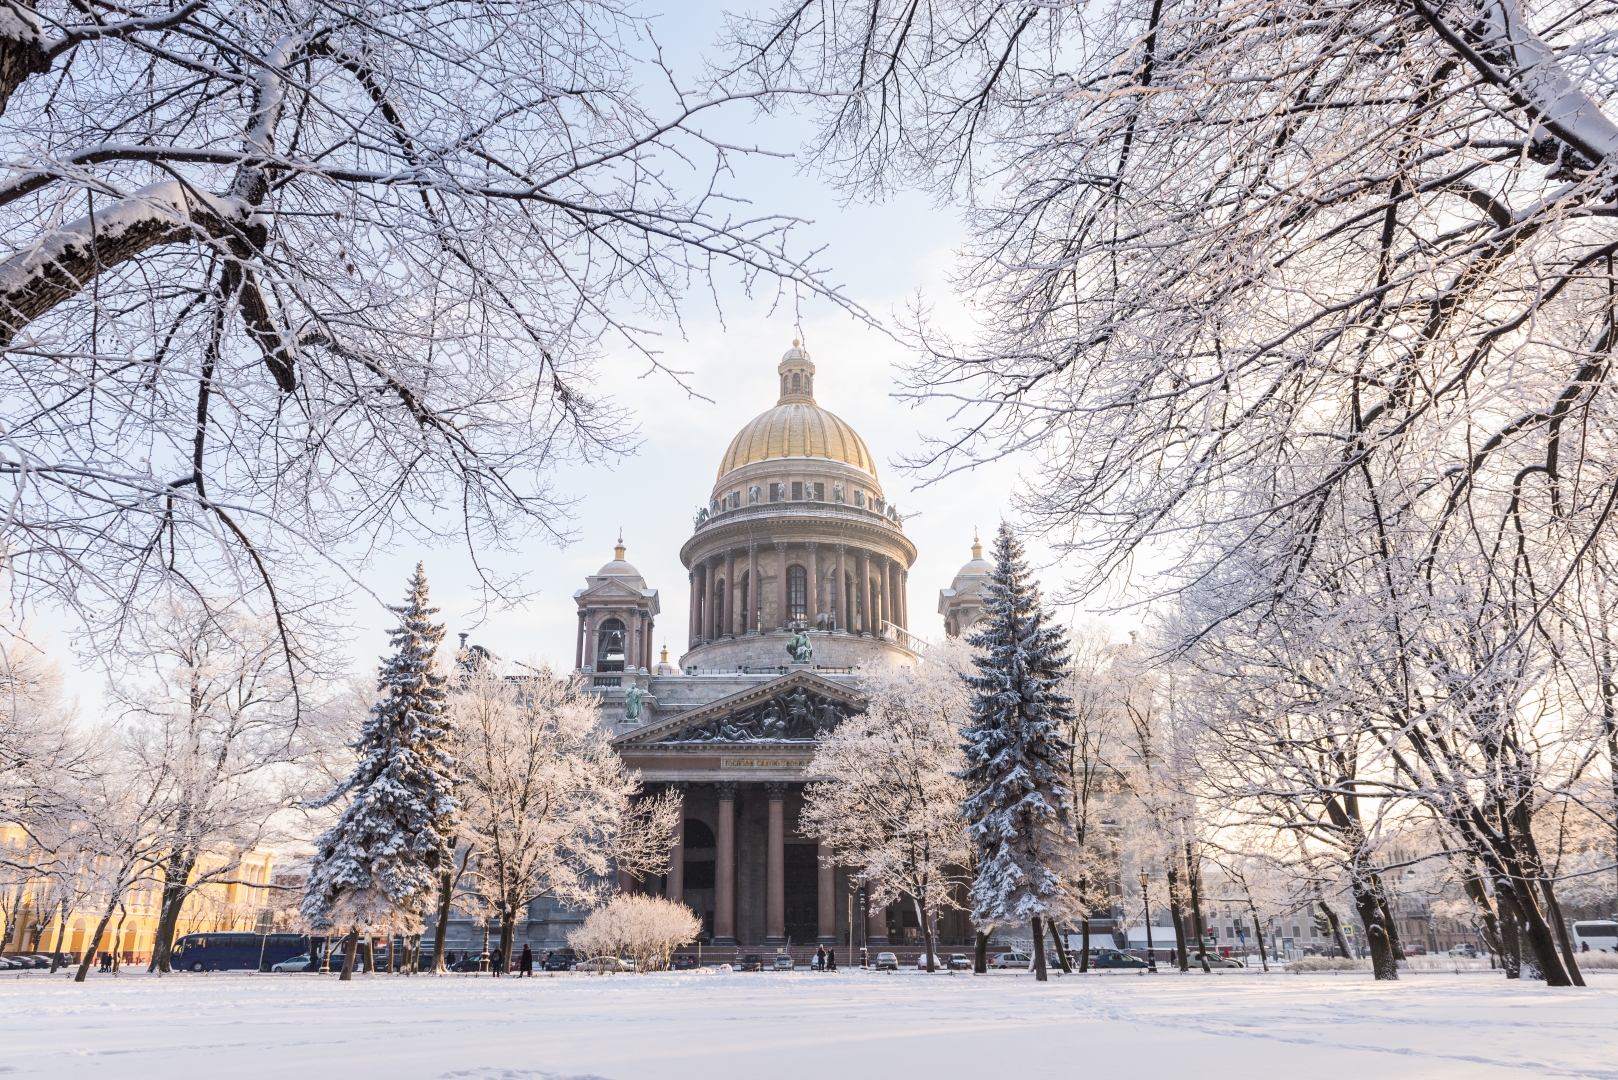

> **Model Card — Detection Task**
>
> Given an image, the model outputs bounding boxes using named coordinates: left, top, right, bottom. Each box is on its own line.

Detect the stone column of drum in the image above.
left=835, top=545, right=847, bottom=632
left=714, top=782, right=738, bottom=945
left=575, top=609, right=586, bottom=670
left=880, top=556, right=892, bottom=635
left=705, top=556, right=721, bottom=643
left=775, top=542, right=790, bottom=629
left=766, top=782, right=787, bottom=944
left=817, top=840, right=837, bottom=943
left=744, top=540, right=757, bottom=634
left=857, top=550, right=871, bottom=636
left=724, top=548, right=736, bottom=637
left=688, top=569, right=699, bottom=649
left=806, top=542, right=820, bottom=629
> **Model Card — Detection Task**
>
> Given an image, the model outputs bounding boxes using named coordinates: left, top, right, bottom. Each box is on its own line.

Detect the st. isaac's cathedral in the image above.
left=448, top=343, right=994, bottom=956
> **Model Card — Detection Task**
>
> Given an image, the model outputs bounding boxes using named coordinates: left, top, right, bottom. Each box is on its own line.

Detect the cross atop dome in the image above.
left=777, top=339, right=815, bottom=404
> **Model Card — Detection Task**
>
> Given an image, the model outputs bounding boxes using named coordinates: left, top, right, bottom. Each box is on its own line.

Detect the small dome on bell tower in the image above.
left=777, top=340, right=816, bottom=404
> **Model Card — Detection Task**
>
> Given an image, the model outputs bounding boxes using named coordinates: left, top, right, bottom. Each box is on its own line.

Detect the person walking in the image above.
left=491, top=947, right=503, bottom=977
left=519, top=944, right=533, bottom=976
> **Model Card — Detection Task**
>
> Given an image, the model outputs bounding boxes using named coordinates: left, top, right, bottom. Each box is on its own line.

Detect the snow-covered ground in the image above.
left=5, top=968, right=1614, bottom=1078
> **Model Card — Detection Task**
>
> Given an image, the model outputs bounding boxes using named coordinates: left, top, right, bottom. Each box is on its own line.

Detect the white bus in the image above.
left=1571, top=920, right=1618, bottom=953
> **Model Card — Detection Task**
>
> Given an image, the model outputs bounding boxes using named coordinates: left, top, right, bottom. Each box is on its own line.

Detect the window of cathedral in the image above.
left=596, top=618, right=626, bottom=672
left=791, top=372, right=801, bottom=392
left=814, top=481, right=825, bottom=500
left=769, top=482, right=783, bottom=502
left=780, top=374, right=788, bottom=396
left=787, top=565, right=807, bottom=622
left=791, top=481, right=803, bottom=500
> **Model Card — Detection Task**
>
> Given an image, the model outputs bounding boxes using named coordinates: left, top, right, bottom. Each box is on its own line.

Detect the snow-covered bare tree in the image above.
left=451, top=657, right=676, bottom=976
left=0, top=0, right=850, bottom=684
left=566, top=893, right=701, bottom=973
left=300, top=563, right=457, bottom=980
left=801, top=638, right=972, bottom=972
left=959, top=523, right=1074, bottom=982
left=110, top=596, right=307, bottom=972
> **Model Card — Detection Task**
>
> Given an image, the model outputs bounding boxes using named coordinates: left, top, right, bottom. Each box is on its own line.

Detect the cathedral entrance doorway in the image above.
left=784, top=844, right=819, bottom=944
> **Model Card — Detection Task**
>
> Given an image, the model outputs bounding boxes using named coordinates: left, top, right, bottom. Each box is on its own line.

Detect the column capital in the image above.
left=748, top=541, right=758, bottom=555
left=805, top=540, right=818, bottom=551
left=835, top=542, right=847, bottom=553
left=765, top=781, right=788, bottom=801
left=667, top=781, right=689, bottom=795
left=714, top=780, right=738, bottom=801
left=775, top=540, right=788, bottom=553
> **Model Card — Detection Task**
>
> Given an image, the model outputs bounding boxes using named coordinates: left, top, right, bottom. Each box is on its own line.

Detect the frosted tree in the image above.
left=0, top=0, right=853, bottom=696
left=801, top=638, right=973, bottom=972
left=451, top=658, right=676, bottom=976
left=300, top=564, right=458, bottom=980
left=567, top=894, right=702, bottom=973
left=111, top=597, right=307, bottom=972
left=959, top=523, right=1074, bottom=982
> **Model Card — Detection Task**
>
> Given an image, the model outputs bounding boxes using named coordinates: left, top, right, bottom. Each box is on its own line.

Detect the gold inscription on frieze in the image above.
left=721, top=758, right=797, bottom=769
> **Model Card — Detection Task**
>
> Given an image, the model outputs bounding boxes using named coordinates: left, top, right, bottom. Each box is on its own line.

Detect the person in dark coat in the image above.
left=814, top=945, right=826, bottom=971
left=826, top=948, right=837, bottom=972
left=519, top=944, right=534, bottom=976
left=491, top=947, right=503, bottom=976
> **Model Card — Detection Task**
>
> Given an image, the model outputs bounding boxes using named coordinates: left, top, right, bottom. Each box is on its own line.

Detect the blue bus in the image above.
left=170, top=932, right=310, bottom=972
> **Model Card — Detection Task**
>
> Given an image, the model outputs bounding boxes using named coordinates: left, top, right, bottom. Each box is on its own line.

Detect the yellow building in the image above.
left=0, top=825, right=276, bottom=965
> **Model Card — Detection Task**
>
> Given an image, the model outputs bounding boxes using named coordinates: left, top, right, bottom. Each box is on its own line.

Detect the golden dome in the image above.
left=714, top=342, right=878, bottom=481
left=716, top=402, right=876, bottom=481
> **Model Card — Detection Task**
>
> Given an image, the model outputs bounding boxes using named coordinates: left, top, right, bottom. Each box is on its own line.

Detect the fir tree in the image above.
left=959, top=523, right=1075, bottom=982
left=301, top=563, right=459, bottom=980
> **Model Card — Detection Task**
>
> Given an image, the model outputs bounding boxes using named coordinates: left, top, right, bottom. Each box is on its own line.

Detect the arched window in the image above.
left=684, top=819, right=716, bottom=848
left=787, top=565, right=807, bottom=623
left=791, top=372, right=801, bottom=392
left=596, top=617, right=626, bottom=671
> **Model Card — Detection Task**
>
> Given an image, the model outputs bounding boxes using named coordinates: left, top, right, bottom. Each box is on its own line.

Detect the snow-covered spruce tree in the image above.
left=959, top=523, right=1074, bottom=982
left=300, top=564, right=458, bottom=980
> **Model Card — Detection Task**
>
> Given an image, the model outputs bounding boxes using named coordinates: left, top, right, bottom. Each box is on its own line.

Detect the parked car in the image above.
left=946, top=954, right=972, bottom=971
left=1090, top=949, right=1148, bottom=969
left=873, top=952, right=899, bottom=971
left=542, top=949, right=577, bottom=972
left=738, top=954, right=763, bottom=972
left=18, top=955, right=49, bottom=969
left=990, top=951, right=1032, bottom=969
left=771, top=954, right=795, bottom=971
left=1197, top=954, right=1245, bottom=969
left=270, top=954, right=319, bottom=973
left=0, top=956, right=23, bottom=970
left=449, top=955, right=486, bottom=973
left=1447, top=944, right=1481, bottom=958
left=670, top=955, right=699, bottom=971
left=574, top=956, right=630, bottom=973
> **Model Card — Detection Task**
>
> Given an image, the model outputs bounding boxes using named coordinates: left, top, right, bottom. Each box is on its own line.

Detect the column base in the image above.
left=764, top=936, right=787, bottom=946
left=710, top=936, right=738, bottom=947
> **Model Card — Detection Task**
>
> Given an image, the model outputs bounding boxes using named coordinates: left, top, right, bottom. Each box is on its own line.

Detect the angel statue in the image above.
left=786, top=629, right=813, bottom=664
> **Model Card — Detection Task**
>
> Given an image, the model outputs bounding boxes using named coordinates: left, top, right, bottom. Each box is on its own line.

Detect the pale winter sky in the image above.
left=39, top=2, right=1122, bottom=700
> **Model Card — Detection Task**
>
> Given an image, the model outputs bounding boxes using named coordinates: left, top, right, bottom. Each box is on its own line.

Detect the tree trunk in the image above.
left=48, top=899, right=68, bottom=972
left=1030, top=915, right=1048, bottom=982
left=497, top=902, right=515, bottom=978
left=1245, top=900, right=1269, bottom=972
left=915, top=898, right=936, bottom=972
left=1462, top=870, right=1506, bottom=960
left=974, top=930, right=988, bottom=974
left=338, top=929, right=359, bottom=982
left=1319, top=899, right=1351, bottom=959
left=1536, top=873, right=1586, bottom=987
left=1078, top=917, right=1090, bottom=973
left=1166, top=861, right=1189, bottom=972
left=111, top=905, right=127, bottom=973
left=1497, top=887, right=1523, bottom=979
left=431, top=868, right=454, bottom=973
left=73, top=895, right=120, bottom=983
left=1185, top=843, right=1211, bottom=972
left=1049, top=920, right=1072, bottom=973
left=1351, top=884, right=1398, bottom=980
left=148, top=851, right=197, bottom=973
left=1377, top=890, right=1407, bottom=961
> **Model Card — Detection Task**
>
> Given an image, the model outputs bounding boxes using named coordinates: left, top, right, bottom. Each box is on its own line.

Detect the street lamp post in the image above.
left=1139, top=871, right=1158, bottom=973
